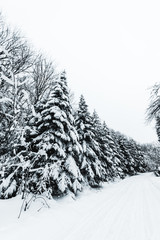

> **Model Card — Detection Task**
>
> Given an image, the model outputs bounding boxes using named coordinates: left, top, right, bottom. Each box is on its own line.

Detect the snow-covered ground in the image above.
left=1, top=173, right=160, bottom=240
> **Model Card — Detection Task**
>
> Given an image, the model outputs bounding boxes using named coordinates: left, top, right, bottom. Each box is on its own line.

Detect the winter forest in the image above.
left=0, top=13, right=160, bottom=202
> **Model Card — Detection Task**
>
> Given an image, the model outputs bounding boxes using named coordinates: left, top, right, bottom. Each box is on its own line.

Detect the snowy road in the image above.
left=1, top=173, right=160, bottom=240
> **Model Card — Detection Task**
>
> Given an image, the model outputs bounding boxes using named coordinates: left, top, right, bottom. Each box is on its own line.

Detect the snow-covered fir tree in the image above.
left=100, top=123, right=125, bottom=179
left=92, top=111, right=114, bottom=181
left=128, top=141, right=148, bottom=173
left=25, top=71, right=83, bottom=197
left=115, top=133, right=135, bottom=176
left=75, top=95, right=104, bottom=187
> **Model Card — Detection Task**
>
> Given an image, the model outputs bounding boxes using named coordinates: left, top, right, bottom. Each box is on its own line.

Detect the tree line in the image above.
left=0, top=14, right=159, bottom=200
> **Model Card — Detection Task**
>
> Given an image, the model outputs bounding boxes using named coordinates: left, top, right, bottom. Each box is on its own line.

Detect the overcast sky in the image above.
left=0, top=0, right=159, bottom=143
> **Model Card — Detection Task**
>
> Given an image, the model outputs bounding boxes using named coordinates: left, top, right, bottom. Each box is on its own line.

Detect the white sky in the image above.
left=0, top=0, right=159, bottom=143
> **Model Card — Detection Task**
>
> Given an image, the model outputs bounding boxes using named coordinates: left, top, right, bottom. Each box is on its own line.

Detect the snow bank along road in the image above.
left=1, top=173, right=160, bottom=240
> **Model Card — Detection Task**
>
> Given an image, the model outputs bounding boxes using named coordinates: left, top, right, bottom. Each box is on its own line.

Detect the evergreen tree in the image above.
left=105, top=129, right=125, bottom=178
left=25, top=71, right=83, bottom=197
left=76, top=96, right=104, bottom=187
left=92, top=112, right=115, bottom=181
left=121, top=137, right=148, bottom=173
left=115, top=133, right=135, bottom=176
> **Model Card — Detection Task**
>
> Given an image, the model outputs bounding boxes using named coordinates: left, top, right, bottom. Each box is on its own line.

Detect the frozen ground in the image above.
left=1, top=173, right=160, bottom=240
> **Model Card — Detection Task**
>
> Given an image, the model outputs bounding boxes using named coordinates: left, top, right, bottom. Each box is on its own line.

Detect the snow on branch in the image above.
left=0, top=97, right=13, bottom=104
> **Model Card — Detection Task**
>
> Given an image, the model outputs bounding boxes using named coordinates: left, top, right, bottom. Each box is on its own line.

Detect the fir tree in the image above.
left=25, top=71, right=83, bottom=197
left=115, top=133, right=135, bottom=176
left=76, top=96, right=103, bottom=187
left=92, top=112, right=114, bottom=181
left=109, top=130, right=126, bottom=179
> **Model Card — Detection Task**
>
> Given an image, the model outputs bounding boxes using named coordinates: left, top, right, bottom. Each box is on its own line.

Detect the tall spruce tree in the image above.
left=76, top=95, right=104, bottom=187
left=92, top=111, right=114, bottom=181
left=25, top=71, right=83, bottom=197
left=109, top=129, right=126, bottom=179
left=115, top=133, right=135, bottom=176
left=131, top=142, right=148, bottom=173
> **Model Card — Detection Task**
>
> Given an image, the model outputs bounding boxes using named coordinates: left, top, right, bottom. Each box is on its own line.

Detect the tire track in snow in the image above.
left=66, top=174, right=160, bottom=240
left=65, top=178, right=137, bottom=240
left=90, top=179, right=144, bottom=240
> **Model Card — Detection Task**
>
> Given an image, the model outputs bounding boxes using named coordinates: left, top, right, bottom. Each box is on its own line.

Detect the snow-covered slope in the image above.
left=1, top=173, right=160, bottom=240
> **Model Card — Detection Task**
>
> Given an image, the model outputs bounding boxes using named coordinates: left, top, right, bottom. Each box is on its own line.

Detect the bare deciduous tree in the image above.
left=0, top=14, right=34, bottom=76
left=31, top=54, right=56, bottom=105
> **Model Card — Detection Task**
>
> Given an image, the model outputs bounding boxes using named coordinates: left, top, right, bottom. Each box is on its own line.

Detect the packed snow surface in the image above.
left=1, top=173, right=160, bottom=240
